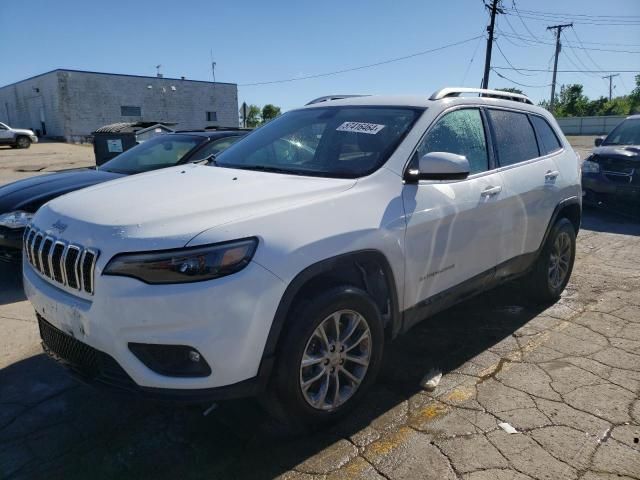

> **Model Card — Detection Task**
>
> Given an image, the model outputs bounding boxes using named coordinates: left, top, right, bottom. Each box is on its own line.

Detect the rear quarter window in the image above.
left=488, top=109, right=540, bottom=167
left=530, top=115, right=562, bottom=155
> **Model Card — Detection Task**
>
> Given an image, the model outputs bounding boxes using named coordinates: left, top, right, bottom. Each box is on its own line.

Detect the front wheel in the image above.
left=16, top=136, right=31, bottom=149
left=263, top=286, right=384, bottom=433
left=524, top=217, right=576, bottom=303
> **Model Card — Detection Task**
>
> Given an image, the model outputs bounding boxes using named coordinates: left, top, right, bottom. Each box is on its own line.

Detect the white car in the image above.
left=0, top=122, right=38, bottom=148
left=23, top=88, right=581, bottom=429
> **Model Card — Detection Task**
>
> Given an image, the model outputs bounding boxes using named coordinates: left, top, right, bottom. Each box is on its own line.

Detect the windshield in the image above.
left=603, top=118, right=640, bottom=146
left=214, top=106, right=423, bottom=178
left=100, top=134, right=205, bottom=174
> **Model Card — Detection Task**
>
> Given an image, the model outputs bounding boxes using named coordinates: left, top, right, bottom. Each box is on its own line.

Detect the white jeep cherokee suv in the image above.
left=23, top=88, right=581, bottom=428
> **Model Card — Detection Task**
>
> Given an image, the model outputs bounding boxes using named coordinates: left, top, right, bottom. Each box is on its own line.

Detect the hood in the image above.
left=592, top=145, right=640, bottom=161
left=12, top=128, right=35, bottom=136
left=33, top=164, right=356, bottom=252
left=0, top=169, right=124, bottom=213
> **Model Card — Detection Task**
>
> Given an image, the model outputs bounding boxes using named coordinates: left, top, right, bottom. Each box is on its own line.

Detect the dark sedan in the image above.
left=0, top=130, right=245, bottom=262
left=582, top=115, right=640, bottom=211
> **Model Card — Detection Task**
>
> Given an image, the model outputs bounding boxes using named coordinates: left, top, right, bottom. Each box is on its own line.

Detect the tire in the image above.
left=15, top=136, right=31, bottom=149
left=262, top=286, right=385, bottom=434
left=524, top=217, right=576, bottom=303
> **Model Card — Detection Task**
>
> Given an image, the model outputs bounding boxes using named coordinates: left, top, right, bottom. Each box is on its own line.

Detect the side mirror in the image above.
left=594, top=137, right=604, bottom=147
left=407, top=152, right=470, bottom=181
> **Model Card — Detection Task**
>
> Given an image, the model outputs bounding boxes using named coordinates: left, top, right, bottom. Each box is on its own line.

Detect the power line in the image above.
left=512, top=1, right=543, bottom=42
left=493, top=66, right=639, bottom=73
left=238, top=35, right=483, bottom=87
left=461, top=33, right=486, bottom=85
left=494, top=40, right=538, bottom=76
left=498, top=30, right=640, bottom=47
left=506, top=7, right=640, bottom=20
left=492, top=68, right=552, bottom=88
left=497, top=31, right=640, bottom=53
left=505, top=12, right=640, bottom=27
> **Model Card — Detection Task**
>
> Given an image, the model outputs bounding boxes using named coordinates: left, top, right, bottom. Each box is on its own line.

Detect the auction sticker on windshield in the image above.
left=336, top=122, right=385, bottom=135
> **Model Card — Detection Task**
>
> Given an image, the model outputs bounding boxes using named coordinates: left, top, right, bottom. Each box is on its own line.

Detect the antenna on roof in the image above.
left=155, top=64, right=162, bottom=78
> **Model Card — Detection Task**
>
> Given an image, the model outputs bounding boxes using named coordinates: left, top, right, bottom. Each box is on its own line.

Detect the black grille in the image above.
left=82, top=251, right=96, bottom=293
left=38, top=316, right=136, bottom=388
left=51, top=243, right=65, bottom=283
left=38, top=316, right=99, bottom=377
left=41, top=238, right=54, bottom=277
left=24, top=227, right=99, bottom=295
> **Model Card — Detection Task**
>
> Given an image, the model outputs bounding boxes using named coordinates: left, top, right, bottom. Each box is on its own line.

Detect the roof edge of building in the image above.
left=0, top=68, right=237, bottom=90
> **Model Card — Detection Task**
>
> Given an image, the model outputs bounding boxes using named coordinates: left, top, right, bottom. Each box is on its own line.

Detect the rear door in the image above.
left=487, top=108, right=562, bottom=273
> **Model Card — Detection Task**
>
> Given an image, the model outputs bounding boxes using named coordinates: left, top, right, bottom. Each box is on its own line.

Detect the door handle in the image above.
left=545, top=170, right=560, bottom=180
left=481, top=185, right=502, bottom=197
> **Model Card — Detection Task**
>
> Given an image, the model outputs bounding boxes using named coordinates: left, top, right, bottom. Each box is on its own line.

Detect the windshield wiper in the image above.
left=224, top=164, right=303, bottom=175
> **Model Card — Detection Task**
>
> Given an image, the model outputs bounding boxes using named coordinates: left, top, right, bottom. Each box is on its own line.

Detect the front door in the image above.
left=402, top=108, right=505, bottom=321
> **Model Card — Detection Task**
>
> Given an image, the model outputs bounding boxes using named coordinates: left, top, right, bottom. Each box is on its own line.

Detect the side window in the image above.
left=488, top=110, right=540, bottom=166
left=530, top=115, right=562, bottom=155
left=417, top=109, right=489, bottom=174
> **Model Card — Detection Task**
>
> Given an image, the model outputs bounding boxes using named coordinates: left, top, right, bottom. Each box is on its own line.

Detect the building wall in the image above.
left=0, top=71, right=65, bottom=137
left=0, top=70, right=239, bottom=142
left=60, top=71, right=238, bottom=141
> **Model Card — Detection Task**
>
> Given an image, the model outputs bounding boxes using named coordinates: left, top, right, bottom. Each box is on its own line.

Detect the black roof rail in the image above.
left=305, top=95, right=369, bottom=105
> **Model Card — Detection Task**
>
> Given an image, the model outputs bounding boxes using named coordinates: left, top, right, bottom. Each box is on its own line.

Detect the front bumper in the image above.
left=24, top=258, right=286, bottom=396
left=582, top=173, right=640, bottom=204
left=37, top=315, right=271, bottom=402
left=0, top=226, right=24, bottom=262
left=0, top=226, right=25, bottom=250
left=30, top=135, right=38, bottom=143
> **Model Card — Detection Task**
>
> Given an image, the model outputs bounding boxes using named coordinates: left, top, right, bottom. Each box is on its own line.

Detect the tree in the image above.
left=629, top=74, right=640, bottom=114
left=554, top=84, right=590, bottom=117
left=261, top=104, right=281, bottom=123
left=245, top=104, right=261, bottom=128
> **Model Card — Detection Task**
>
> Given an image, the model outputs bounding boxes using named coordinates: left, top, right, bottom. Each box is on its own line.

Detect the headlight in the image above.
left=581, top=159, right=600, bottom=174
left=104, top=238, right=258, bottom=284
left=0, top=211, right=34, bottom=229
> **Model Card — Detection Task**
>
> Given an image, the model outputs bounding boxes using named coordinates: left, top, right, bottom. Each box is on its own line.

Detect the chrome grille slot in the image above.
left=24, top=226, right=99, bottom=295
left=33, top=233, right=43, bottom=271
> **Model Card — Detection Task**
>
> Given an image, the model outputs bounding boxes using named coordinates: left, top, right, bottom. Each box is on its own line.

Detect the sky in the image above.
left=1, top=0, right=638, bottom=112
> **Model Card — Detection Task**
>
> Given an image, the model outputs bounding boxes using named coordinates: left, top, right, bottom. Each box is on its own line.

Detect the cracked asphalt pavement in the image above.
left=1, top=145, right=639, bottom=480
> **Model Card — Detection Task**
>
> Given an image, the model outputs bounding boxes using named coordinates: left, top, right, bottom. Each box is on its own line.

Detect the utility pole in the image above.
left=602, top=74, right=619, bottom=101
left=482, top=0, right=503, bottom=90
left=547, top=23, right=572, bottom=113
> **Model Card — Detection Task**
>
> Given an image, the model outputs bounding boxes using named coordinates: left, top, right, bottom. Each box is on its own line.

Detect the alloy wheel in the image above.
left=299, top=309, right=372, bottom=411
left=548, top=231, right=571, bottom=290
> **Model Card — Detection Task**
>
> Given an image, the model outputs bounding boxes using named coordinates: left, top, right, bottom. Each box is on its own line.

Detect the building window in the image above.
left=206, top=111, right=218, bottom=122
left=121, top=106, right=141, bottom=116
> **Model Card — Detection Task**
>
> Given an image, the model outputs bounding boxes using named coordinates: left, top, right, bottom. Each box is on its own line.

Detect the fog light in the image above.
left=128, top=343, right=211, bottom=377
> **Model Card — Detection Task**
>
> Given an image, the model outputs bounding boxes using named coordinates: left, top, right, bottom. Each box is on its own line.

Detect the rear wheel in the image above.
left=263, top=286, right=384, bottom=433
left=524, top=218, right=576, bottom=303
left=16, top=136, right=31, bottom=149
